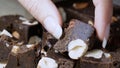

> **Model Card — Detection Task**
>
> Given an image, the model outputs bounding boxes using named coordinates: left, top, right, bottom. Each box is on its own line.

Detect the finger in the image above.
left=93, top=0, right=113, bottom=40
left=18, top=0, right=62, bottom=39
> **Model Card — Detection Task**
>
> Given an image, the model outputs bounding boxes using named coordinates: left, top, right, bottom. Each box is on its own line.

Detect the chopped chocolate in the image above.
left=54, top=19, right=95, bottom=53
left=0, top=15, right=43, bottom=43
left=0, top=15, right=22, bottom=32
left=61, top=0, right=94, bottom=23
left=12, top=20, right=42, bottom=43
left=47, top=50, right=75, bottom=68
left=79, top=56, right=113, bottom=68
left=0, top=35, right=17, bottom=62
left=77, top=48, right=120, bottom=68
left=106, top=16, right=120, bottom=51
left=42, top=31, right=58, bottom=51
left=5, top=43, right=41, bottom=68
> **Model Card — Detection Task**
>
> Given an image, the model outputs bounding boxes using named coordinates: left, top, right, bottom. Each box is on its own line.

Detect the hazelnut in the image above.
left=73, top=2, right=88, bottom=9
left=111, top=16, right=118, bottom=23
left=37, top=57, right=58, bottom=68
left=88, top=20, right=94, bottom=26
left=68, top=39, right=88, bottom=59
left=12, top=31, right=20, bottom=39
left=11, top=46, right=20, bottom=54
left=85, top=49, right=103, bottom=59
left=104, top=52, right=111, bottom=58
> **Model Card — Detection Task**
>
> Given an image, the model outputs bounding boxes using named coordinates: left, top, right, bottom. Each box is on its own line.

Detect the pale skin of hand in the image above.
left=18, top=0, right=113, bottom=40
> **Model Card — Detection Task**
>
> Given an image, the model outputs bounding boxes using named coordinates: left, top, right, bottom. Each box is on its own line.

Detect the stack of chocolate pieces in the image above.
left=0, top=0, right=120, bottom=68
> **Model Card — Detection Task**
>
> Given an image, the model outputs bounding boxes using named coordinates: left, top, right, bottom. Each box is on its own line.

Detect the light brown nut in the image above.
left=88, top=20, right=94, bottom=26
left=73, top=2, right=88, bottom=9
left=111, top=16, right=118, bottom=23
left=12, top=31, right=20, bottom=39
left=11, top=46, right=20, bottom=54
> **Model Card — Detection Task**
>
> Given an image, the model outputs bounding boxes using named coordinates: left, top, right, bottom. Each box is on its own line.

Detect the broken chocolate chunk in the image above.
left=0, top=15, right=22, bottom=32
left=42, top=31, right=58, bottom=52
left=5, top=43, right=41, bottom=68
left=0, top=35, right=17, bottom=62
left=54, top=19, right=94, bottom=52
left=77, top=48, right=120, bottom=68
left=53, top=19, right=95, bottom=59
left=46, top=50, right=75, bottom=68
left=12, top=20, right=42, bottom=43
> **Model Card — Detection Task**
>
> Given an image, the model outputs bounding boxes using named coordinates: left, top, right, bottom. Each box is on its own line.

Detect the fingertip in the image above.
left=94, top=23, right=110, bottom=41
left=18, top=0, right=63, bottom=39
left=43, top=16, right=63, bottom=39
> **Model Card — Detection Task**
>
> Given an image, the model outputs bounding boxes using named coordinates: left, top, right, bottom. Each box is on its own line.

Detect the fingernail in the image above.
left=43, top=16, right=62, bottom=39
left=102, top=24, right=110, bottom=48
left=102, top=37, right=107, bottom=48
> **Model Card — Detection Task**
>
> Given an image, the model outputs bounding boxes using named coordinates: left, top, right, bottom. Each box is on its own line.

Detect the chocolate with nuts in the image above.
left=53, top=19, right=95, bottom=59
left=76, top=48, right=120, bottom=68
left=0, top=35, right=17, bottom=62
left=5, top=43, right=41, bottom=68
left=47, top=50, right=75, bottom=68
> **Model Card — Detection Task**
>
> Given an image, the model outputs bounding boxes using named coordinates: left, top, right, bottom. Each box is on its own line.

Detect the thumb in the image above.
left=18, top=0, right=62, bottom=39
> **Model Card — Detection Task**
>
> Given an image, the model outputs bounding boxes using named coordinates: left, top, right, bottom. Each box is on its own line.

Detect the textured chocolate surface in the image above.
left=0, top=35, right=17, bottom=62
left=54, top=19, right=94, bottom=53
left=5, top=43, right=41, bottom=68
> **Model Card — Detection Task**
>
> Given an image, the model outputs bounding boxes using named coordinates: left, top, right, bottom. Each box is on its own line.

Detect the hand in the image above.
left=18, top=0, right=62, bottom=39
left=18, top=0, right=113, bottom=40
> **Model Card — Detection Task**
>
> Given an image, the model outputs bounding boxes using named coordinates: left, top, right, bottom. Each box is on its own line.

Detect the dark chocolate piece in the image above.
left=77, top=49, right=120, bottom=68
left=5, top=43, right=41, bottom=68
left=0, top=15, right=22, bottom=32
left=0, top=35, right=17, bottom=62
left=12, top=22, right=42, bottom=43
left=47, top=50, right=75, bottom=68
left=42, top=31, right=58, bottom=51
left=53, top=19, right=94, bottom=53
left=106, top=16, right=120, bottom=51
left=0, top=15, right=43, bottom=43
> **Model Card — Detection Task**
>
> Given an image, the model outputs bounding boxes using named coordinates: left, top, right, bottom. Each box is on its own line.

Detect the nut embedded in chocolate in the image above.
left=68, top=39, right=88, bottom=59
left=84, top=49, right=104, bottom=59
left=37, top=57, right=58, bottom=68
left=5, top=43, right=41, bottom=68
left=73, top=2, right=89, bottom=9
left=12, top=31, right=20, bottom=39
left=53, top=19, right=95, bottom=59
